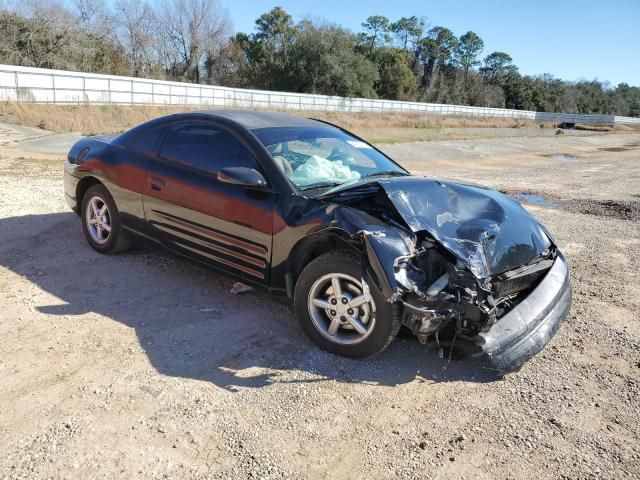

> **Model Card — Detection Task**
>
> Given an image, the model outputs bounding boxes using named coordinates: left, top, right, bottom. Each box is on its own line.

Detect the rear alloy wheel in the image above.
left=81, top=184, right=129, bottom=254
left=294, top=250, right=400, bottom=358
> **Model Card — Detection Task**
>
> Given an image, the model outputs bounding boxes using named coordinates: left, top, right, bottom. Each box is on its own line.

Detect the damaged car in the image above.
left=64, top=111, right=571, bottom=373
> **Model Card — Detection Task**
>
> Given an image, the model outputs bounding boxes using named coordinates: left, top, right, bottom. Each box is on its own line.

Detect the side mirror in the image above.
left=217, top=167, right=267, bottom=189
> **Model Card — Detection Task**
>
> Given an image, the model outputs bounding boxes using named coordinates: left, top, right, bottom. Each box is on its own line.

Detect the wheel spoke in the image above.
left=348, top=295, right=367, bottom=308
left=96, top=225, right=103, bottom=239
left=331, top=276, right=342, bottom=298
left=327, top=318, right=341, bottom=336
left=346, top=316, right=368, bottom=335
left=101, top=222, right=111, bottom=232
left=311, top=298, right=331, bottom=310
left=88, top=218, right=97, bottom=225
left=99, top=204, right=108, bottom=216
left=90, top=198, right=100, bottom=216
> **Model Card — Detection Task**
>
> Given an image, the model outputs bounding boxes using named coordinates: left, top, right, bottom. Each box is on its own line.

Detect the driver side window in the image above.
left=159, top=123, right=258, bottom=174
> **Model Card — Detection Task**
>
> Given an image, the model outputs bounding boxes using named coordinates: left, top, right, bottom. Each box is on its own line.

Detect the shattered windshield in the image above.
left=252, top=127, right=407, bottom=191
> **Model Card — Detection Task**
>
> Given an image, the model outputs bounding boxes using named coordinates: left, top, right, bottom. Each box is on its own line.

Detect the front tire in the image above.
left=81, top=184, right=129, bottom=254
left=294, top=250, right=400, bottom=358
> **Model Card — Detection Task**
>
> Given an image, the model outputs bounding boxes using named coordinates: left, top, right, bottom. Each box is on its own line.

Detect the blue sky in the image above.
left=222, top=0, right=640, bottom=87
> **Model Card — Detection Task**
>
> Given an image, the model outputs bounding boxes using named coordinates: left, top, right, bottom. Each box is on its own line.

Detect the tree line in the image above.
left=1, top=1, right=638, bottom=117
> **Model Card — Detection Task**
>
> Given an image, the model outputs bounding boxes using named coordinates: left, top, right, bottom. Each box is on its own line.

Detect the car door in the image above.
left=114, top=124, right=168, bottom=234
left=142, top=121, right=275, bottom=285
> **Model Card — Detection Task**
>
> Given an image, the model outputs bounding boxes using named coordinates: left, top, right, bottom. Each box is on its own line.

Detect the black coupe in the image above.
left=64, top=110, right=571, bottom=372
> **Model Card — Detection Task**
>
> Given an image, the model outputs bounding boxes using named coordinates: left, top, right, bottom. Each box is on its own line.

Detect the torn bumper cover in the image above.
left=475, top=253, right=571, bottom=373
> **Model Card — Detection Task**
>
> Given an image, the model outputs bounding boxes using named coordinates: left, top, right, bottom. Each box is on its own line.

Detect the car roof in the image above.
left=115, top=109, right=333, bottom=148
left=191, top=110, right=328, bottom=130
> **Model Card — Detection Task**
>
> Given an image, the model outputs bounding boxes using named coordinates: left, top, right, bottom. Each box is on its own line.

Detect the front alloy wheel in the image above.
left=308, top=273, right=376, bottom=345
left=294, top=250, right=400, bottom=358
left=85, top=195, right=112, bottom=245
left=80, top=184, right=129, bottom=254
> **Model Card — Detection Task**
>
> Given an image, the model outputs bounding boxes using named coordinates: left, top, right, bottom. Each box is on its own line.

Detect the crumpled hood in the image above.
left=374, top=177, right=552, bottom=278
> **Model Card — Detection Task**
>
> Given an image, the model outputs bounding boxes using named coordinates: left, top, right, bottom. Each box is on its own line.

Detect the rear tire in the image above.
left=81, top=184, right=129, bottom=254
left=294, top=250, right=400, bottom=358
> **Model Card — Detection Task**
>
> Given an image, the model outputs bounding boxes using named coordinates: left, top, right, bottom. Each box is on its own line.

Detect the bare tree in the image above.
left=115, top=0, right=155, bottom=77
left=71, top=0, right=113, bottom=37
left=15, top=0, right=75, bottom=68
left=203, top=40, right=245, bottom=85
left=156, top=0, right=231, bottom=83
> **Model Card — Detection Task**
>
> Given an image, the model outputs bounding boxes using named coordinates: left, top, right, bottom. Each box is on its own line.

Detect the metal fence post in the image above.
left=13, top=71, right=19, bottom=101
left=82, top=76, right=86, bottom=104
left=131, top=80, right=134, bottom=105
left=51, top=74, right=56, bottom=104
left=152, top=82, right=155, bottom=105
left=108, top=79, right=112, bottom=104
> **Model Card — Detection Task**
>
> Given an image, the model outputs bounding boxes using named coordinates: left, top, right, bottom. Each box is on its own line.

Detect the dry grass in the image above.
left=313, top=110, right=547, bottom=131
left=0, top=103, right=200, bottom=135
left=574, top=123, right=614, bottom=132
left=0, top=102, right=551, bottom=140
left=613, top=122, right=640, bottom=132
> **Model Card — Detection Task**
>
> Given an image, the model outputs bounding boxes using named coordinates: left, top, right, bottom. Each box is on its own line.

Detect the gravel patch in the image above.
left=0, top=129, right=639, bottom=479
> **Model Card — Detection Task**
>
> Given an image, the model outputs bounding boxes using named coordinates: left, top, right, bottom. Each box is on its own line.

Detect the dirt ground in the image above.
left=1, top=124, right=639, bottom=479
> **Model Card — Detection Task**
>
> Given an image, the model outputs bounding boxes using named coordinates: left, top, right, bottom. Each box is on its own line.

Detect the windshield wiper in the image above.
left=299, top=171, right=408, bottom=191
left=298, top=181, right=345, bottom=191
left=361, top=170, right=410, bottom=179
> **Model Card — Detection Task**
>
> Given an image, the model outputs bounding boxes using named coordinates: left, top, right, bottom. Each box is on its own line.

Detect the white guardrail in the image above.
left=1, top=64, right=639, bottom=124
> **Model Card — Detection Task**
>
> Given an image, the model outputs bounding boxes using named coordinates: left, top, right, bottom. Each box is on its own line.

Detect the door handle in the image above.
left=149, top=176, right=165, bottom=192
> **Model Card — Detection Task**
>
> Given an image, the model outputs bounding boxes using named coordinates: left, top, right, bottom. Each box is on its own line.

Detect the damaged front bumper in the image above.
left=475, top=253, right=571, bottom=374
left=320, top=181, right=571, bottom=372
